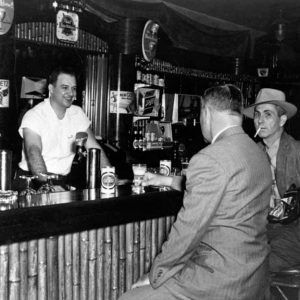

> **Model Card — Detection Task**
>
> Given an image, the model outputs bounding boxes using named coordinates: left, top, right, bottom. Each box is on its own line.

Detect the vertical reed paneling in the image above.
left=37, top=239, right=47, bottom=300
left=151, top=219, right=158, bottom=263
left=158, top=217, right=166, bottom=251
left=72, top=233, right=80, bottom=300
left=28, top=240, right=38, bottom=300
left=80, top=231, right=89, bottom=300
left=145, top=219, right=152, bottom=272
left=47, top=236, right=58, bottom=300
left=96, top=228, right=104, bottom=300
left=19, top=242, right=27, bottom=300
left=111, top=226, right=119, bottom=300
left=125, top=223, right=134, bottom=290
left=88, top=230, right=97, bottom=300
left=0, top=214, right=176, bottom=300
left=139, top=220, right=146, bottom=276
left=58, top=235, right=65, bottom=300
left=64, top=234, right=73, bottom=300
left=9, top=242, right=20, bottom=300
left=118, top=225, right=126, bottom=295
left=104, top=227, right=112, bottom=300
left=166, top=215, right=173, bottom=236
left=133, top=222, right=140, bottom=283
left=0, top=245, right=8, bottom=300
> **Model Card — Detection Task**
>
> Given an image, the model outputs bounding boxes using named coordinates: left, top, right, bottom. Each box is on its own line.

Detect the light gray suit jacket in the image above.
left=149, top=126, right=272, bottom=300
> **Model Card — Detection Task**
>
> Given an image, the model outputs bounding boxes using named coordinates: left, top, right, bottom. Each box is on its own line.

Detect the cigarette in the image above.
left=254, top=127, right=261, bottom=138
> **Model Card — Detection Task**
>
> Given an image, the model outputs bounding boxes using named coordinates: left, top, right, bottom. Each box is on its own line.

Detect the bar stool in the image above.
left=270, top=267, right=300, bottom=300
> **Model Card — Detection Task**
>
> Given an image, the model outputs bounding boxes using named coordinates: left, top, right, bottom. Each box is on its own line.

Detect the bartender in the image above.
left=13, top=66, right=110, bottom=192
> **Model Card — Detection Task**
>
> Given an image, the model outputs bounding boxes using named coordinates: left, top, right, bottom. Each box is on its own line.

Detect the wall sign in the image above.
left=56, top=10, right=79, bottom=43
left=142, top=20, right=159, bottom=62
left=0, top=79, right=9, bottom=108
left=0, top=0, right=14, bottom=35
left=110, top=91, right=134, bottom=114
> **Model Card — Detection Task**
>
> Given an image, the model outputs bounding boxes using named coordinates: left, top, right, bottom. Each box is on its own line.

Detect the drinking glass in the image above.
left=132, top=164, right=147, bottom=194
left=19, top=175, right=38, bottom=196
left=0, top=190, right=18, bottom=211
left=37, top=174, right=58, bottom=194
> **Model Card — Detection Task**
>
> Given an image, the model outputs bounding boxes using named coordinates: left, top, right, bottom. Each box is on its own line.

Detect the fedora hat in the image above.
left=243, top=88, right=297, bottom=119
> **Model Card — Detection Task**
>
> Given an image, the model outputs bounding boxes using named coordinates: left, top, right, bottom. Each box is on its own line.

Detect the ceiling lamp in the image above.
left=272, top=9, right=286, bottom=42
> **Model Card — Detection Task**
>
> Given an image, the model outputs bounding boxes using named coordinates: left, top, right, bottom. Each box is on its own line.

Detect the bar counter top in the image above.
left=0, top=185, right=183, bottom=245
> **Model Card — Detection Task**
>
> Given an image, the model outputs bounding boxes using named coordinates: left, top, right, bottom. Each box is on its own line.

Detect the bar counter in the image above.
left=0, top=185, right=183, bottom=300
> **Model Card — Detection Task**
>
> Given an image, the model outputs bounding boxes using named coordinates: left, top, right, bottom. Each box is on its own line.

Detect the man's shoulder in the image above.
left=281, top=131, right=300, bottom=149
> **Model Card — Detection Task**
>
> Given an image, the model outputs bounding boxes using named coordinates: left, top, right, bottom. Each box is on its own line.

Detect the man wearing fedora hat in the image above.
left=243, top=87, right=300, bottom=272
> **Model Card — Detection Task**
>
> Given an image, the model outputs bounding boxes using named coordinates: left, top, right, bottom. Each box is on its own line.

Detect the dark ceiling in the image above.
left=13, top=0, right=300, bottom=69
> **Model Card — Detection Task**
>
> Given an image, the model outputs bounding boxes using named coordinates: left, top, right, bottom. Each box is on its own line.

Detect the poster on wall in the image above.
left=0, top=79, right=9, bottom=107
left=110, top=91, right=135, bottom=114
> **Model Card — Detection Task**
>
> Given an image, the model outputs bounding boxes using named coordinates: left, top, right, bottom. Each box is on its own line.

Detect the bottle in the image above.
left=132, top=123, right=139, bottom=150
left=172, top=140, right=180, bottom=169
left=138, top=122, right=144, bottom=150
left=135, top=56, right=143, bottom=83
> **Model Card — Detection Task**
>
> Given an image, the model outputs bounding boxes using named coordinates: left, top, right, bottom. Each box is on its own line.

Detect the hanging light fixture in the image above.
left=272, top=9, right=286, bottom=42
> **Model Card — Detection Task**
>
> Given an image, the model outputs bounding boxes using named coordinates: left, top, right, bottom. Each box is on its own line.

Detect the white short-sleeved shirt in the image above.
left=18, top=98, right=91, bottom=175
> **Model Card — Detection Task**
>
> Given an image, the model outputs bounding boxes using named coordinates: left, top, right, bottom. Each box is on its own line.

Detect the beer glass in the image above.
left=132, top=164, right=147, bottom=194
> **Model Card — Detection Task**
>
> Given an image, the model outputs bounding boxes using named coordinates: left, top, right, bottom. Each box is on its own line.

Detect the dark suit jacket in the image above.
left=149, top=126, right=272, bottom=300
left=261, top=131, right=300, bottom=271
left=274, top=131, right=300, bottom=197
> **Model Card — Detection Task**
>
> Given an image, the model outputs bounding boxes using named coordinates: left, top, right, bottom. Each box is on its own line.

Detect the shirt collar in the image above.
left=211, top=125, right=240, bottom=144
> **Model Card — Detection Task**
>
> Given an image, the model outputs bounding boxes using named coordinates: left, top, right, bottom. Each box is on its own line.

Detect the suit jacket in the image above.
left=272, top=131, right=300, bottom=197
left=149, top=126, right=272, bottom=300
left=261, top=131, right=300, bottom=271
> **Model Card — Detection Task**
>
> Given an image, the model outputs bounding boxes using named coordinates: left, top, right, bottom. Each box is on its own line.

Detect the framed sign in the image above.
left=110, top=91, right=135, bottom=114
left=56, top=10, right=79, bottom=43
left=142, top=20, right=159, bottom=62
left=0, top=0, right=14, bottom=35
left=0, top=79, right=9, bottom=108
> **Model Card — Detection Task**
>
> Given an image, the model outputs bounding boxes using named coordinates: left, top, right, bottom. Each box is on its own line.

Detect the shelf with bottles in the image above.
left=130, top=117, right=173, bottom=152
left=135, top=54, right=256, bottom=84
left=135, top=55, right=165, bottom=88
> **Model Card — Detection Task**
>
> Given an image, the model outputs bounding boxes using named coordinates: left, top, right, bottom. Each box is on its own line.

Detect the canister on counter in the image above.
left=101, top=166, right=116, bottom=194
left=0, top=149, right=12, bottom=190
left=159, top=160, right=171, bottom=176
left=86, top=148, right=101, bottom=189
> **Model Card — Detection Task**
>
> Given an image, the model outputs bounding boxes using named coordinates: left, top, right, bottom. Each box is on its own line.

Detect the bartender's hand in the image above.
left=132, top=273, right=150, bottom=289
left=142, top=172, right=173, bottom=187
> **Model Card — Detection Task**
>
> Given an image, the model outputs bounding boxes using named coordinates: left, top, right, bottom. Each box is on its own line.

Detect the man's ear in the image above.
left=280, top=114, right=287, bottom=127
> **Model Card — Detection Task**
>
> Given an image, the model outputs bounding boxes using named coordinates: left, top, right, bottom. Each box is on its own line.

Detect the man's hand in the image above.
left=131, top=273, right=150, bottom=289
left=142, top=172, right=173, bottom=187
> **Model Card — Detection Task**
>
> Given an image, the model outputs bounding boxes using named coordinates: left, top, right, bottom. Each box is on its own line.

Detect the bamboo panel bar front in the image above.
left=9, top=242, right=20, bottom=300
left=96, top=228, right=104, bottom=300
left=19, top=242, right=27, bottom=300
left=72, top=233, right=80, bottom=300
left=65, top=234, right=73, bottom=300
left=0, top=215, right=175, bottom=300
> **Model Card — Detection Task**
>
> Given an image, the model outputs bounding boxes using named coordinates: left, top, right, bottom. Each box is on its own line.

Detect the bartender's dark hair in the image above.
left=202, top=84, right=243, bottom=115
left=49, top=66, right=77, bottom=85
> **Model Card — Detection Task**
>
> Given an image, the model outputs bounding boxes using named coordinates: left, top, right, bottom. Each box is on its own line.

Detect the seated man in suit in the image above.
left=119, top=84, right=272, bottom=300
left=243, top=88, right=300, bottom=272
